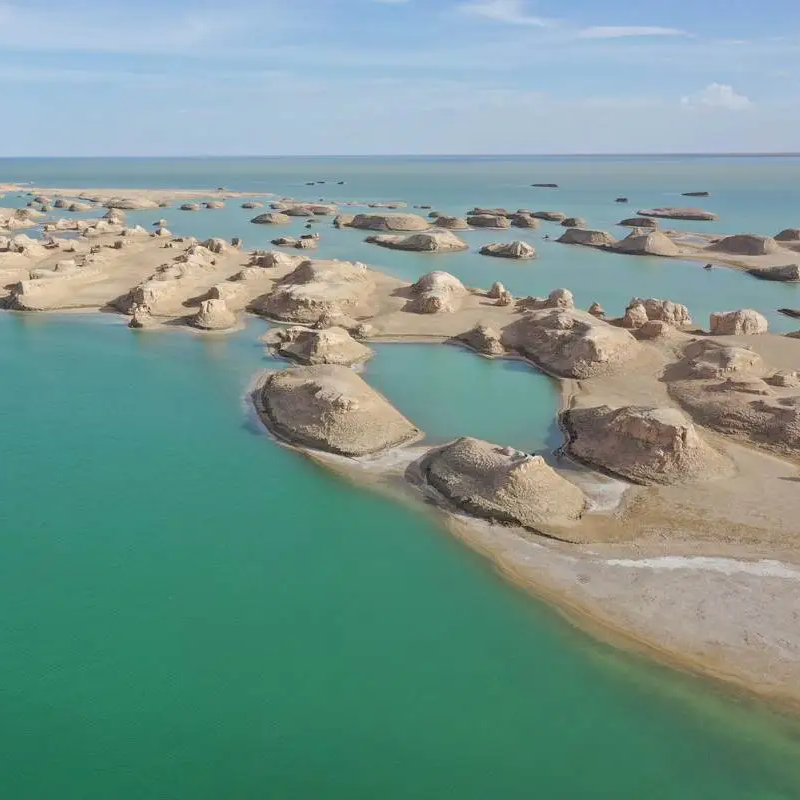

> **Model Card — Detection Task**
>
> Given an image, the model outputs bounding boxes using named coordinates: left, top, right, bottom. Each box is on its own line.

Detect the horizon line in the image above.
left=0, top=152, right=799, bottom=159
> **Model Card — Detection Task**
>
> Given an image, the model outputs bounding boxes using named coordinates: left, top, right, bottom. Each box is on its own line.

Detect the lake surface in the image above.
left=2, top=157, right=800, bottom=798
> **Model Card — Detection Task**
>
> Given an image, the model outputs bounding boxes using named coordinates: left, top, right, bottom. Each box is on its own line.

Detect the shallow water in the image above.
left=1, top=313, right=800, bottom=799
left=3, top=157, right=800, bottom=797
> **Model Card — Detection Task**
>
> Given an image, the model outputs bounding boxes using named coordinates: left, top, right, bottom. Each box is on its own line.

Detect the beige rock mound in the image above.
left=479, top=241, right=536, bottom=259
left=747, top=264, right=800, bottom=282
left=458, top=323, right=505, bottom=356
left=508, top=214, right=540, bottom=229
left=613, top=230, right=680, bottom=257
left=258, top=365, right=422, bottom=456
left=618, top=217, right=658, bottom=229
left=242, top=201, right=264, bottom=209
left=710, top=309, right=768, bottom=336
left=104, top=197, right=159, bottom=210
left=558, top=228, right=616, bottom=247
left=256, top=259, right=374, bottom=324
left=502, top=308, right=639, bottom=378
left=466, top=214, right=510, bottom=229
left=349, top=213, right=430, bottom=232
left=265, top=326, right=373, bottom=366
left=627, top=297, right=693, bottom=328
left=407, top=271, right=467, bottom=314
left=564, top=405, right=726, bottom=485
left=365, top=230, right=468, bottom=252
left=333, top=214, right=356, bottom=228
left=434, top=216, right=470, bottom=230
left=561, top=217, right=587, bottom=228
left=424, top=437, right=585, bottom=530
left=637, top=207, right=718, bottom=221
left=532, top=211, right=567, bottom=222
left=518, top=288, right=575, bottom=311
left=775, top=228, right=800, bottom=242
left=203, top=201, right=225, bottom=210
left=683, top=341, right=763, bottom=379
left=251, top=212, right=292, bottom=225
left=711, top=234, right=780, bottom=256
left=191, top=299, right=238, bottom=331
left=128, top=306, right=156, bottom=329
left=588, top=302, right=606, bottom=318
left=181, top=203, right=201, bottom=211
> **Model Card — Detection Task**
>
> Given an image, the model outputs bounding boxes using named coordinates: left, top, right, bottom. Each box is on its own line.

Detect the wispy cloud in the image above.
left=577, top=26, right=688, bottom=40
left=681, top=83, right=752, bottom=110
left=458, top=0, right=554, bottom=27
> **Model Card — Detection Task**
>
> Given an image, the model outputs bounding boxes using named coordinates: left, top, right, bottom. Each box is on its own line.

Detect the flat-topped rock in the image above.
left=424, top=437, right=585, bottom=530
left=366, top=230, right=468, bottom=252
left=502, top=308, right=639, bottom=378
left=258, top=365, right=422, bottom=456
left=711, top=234, right=780, bottom=256
left=434, top=216, right=470, bottom=230
left=265, top=326, right=373, bottom=366
left=458, top=323, right=505, bottom=356
left=618, top=216, right=658, bottom=228
left=242, top=201, right=263, bottom=209
left=710, top=309, right=768, bottom=336
left=613, top=230, right=680, bottom=257
left=251, top=212, right=292, bottom=225
left=637, top=207, right=718, bottom=221
left=564, top=405, right=726, bottom=484
left=532, top=211, right=567, bottom=222
left=775, top=228, right=800, bottom=242
left=748, top=264, right=800, bottom=282
left=466, top=214, right=510, bottom=229
left=561, top=217, right=587, bottom=228
left=508, top=213, right=540, bottom=229
left=558, top=228, right=616, bottom=247
left=191, top=298, right=238, bottom=331
left=684, top=341, right=763, bottom=379
left=349, top=213, right=430, bottom=232
left=479, top=241, right=536, bottom=259
left=104, top=197, right=159, bottom=210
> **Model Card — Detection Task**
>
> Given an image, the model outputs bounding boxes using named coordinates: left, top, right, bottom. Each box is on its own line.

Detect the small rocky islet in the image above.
left=4, top=182, right=800, bottom=704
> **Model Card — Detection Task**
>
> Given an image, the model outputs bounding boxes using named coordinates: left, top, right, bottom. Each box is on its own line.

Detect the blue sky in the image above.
left=0, top=0, right=797, bottom=155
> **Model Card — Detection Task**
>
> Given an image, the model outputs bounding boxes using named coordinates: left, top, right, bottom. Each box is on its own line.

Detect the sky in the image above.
left=0, top=0, right=798, bottom=155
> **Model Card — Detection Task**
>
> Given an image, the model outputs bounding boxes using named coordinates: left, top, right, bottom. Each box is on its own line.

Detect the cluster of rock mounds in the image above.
left=667, top=340, right=800, bottom=458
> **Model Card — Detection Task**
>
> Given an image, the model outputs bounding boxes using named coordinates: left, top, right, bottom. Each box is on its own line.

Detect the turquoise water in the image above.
left=4, top=155, right=800, bottom=331
left=1, top=313, right=800, bottom=799
left=3, top=157, right=800, bottom=797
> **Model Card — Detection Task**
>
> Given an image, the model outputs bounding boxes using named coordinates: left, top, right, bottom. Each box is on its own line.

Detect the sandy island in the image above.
left=4, top=190, right=800, bottom=710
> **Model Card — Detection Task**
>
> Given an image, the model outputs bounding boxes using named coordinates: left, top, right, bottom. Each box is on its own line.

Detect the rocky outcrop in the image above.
left=618, top=217, right=658, bottom=228
left=251, top=212, right=292, bottom=225
left=128, top=306, right=156, bottom=329
left=622, top=303, right=649, bottom=329
left=458, top=323, right=505, bottom=356
left=637, top=207, right=718, bottom=221
left=557, top=228, right=616, bottom=247
left=434, top=216, right=470, bottom=230
left=423, top=437, right=585, bottom=530
left=180, top=203, right=201, bottom=211
left=190, top=299, right=238, bottom=331
left=560, top=217, right=587, bottom=228
left=479, top=241, right=536, bottom=259
left=407, top=271, right=467, bottom=314
left=104, top=197, right=159, bottom=210
left=466, top=214, right=510, bottom=229
left=563, top=405, right=726, bottom=484
left=349, top=213, right=430, bottom=232
left=612, top=230, right=680, bottom=257
left=588, top=302, right=605, bottom=319
left=203, top=201, right=225, bottom=210
left=264, top=326, right=373, bottom=366
left=365, top=230, right=468, bottom=252
left=256, top=259, right=374, bottom=324
left=333, top=214, right=356, bottom=228
left=626, top=298, right=692, bottom=328
left=711, top=235, right=780, bottom=256
left=682, top=341, right=763, bottom=379
left=532, top=211, right=567, bottom=222
left=710, top=309, right=768, bottom=336
left=748, top=264, right=800, bottom=282
left=502, top=308, right=639, bottom=378
left=257, top=365, right=421, bottom=456
left=508, top=214, right=540, bottom=229
left=242, top=201, right=264, bottom=209
left=775, top=229, right=800, bottom=242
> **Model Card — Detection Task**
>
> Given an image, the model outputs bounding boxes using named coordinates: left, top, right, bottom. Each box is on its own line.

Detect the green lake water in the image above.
left=1, top=312, right=799, bottom=799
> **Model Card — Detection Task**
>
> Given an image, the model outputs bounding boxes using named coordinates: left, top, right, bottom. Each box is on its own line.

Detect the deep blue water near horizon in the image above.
left=2, top=157, right=800, bottom=798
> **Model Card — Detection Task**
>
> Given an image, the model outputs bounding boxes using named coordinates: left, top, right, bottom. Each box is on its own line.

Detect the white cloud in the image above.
left=458, top=0, right=553, bottom=26
left=577, top=26, right=688, bottom=39
left=681, top=83, right=752, bottom=110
